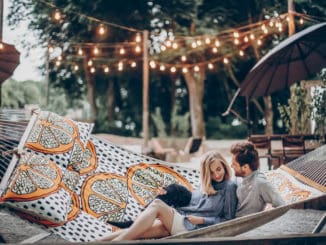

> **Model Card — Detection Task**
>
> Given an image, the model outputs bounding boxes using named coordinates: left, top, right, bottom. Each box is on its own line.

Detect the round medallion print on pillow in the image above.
left=25, top=111, right=79, bottom=154
left=81, top=173, right=127, bottom=222
left=127, top=163, right=193, bottom=206
left=3, top=152, right=62, bottom=201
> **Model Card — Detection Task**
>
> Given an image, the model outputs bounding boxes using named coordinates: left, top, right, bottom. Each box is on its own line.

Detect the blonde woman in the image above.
left=100, top=150, right=237, bottom=241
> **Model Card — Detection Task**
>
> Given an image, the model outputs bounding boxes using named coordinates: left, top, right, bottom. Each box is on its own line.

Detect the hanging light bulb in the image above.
left=250, top=34, right=255, bottom=40
left=118, top=61, right=123, bottom=71
left=90, top=67, right=96, bottom=73
left=208, top=63, right=214, bottom=69
left=223, top=58, right=229, bottom=64
left=0, top=43, right=3, bottom=50
left=48, top=46, right=54, bottom=53
left=299, top=18, right=304, bottom=25
left=159, top=65, right=166, bottom=71
left=194, top=65, right=200, bottom=72
left=131, top=61, right=137, bottom=68
left=161, top=45, right=167, bottom=51
left=182, top=67, right=188, bottom=73
left=165, top=40, right=172, bottom=47
left=172, top=42, right=178, bottom=49
left=135, top=45, right=141, bottom=53
left=191, top=42, right=197, bottom=48
left=53, top=9, right=61, bottom=21
left=98, top=24, right=106, bottom=35
left=74, top=65, right=79, bottom=71
left=170, top=66, right=176, bottom=73
left=57, top=55, right=62, bottom=61
left=215, top=40, right=221, bottom=47
left=233, top=32, right=239, bottom=38
left=212, top=47, right=218, bottom=53
left=78, top=48, right=83, bottom=55
left=55, top=60, right=61, bottom=66
left=93, top=47, right=99, bottom=55
left=104, top=66, right=110, bottom=73
left=135, top=33, right=142, bottom=43
left=149, top=60, right=156, bottom=69
left=257, top=39, right=262, bottom=46
left=119, top=48, right=125, bottom=55
left=88, top=59, right=93, bottom=66
left=234, top=39, right=240, bottom=45
left=205, top=37, right=211, bottom=44
left=181, top=55, right=187, bottom=62
left=196, top=40, right=202, bottom=46
left=239, top=50, right=244, bottom=56
left=244, top=36, right=249, bottom=42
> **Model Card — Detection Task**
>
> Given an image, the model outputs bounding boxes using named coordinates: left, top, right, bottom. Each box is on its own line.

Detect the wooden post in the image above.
left=45, top=42, right=50, bottom=106
left=142, top=30, right=149, bottom=148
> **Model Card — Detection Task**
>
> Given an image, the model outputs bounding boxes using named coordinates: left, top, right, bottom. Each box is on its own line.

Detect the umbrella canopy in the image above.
left=239, top=22, right=326, bottom=98
left=0, top=42, right=20, bottom=84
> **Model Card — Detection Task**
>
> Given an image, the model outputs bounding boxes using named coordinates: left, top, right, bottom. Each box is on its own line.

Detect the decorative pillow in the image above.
left=127, top=163, right=193, bottom=207
left=0, top=152, right=80, bottom=225
left=24, top=111, right=94, bottom=170
left=81, top=173, right=128, bottom=223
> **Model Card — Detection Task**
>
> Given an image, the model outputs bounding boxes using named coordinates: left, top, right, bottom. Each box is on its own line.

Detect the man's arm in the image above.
left=259, top=177, right=285, bottom=207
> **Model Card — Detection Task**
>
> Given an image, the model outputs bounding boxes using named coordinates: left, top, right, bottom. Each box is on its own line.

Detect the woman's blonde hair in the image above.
left=200, top=150, right=232, bottom=195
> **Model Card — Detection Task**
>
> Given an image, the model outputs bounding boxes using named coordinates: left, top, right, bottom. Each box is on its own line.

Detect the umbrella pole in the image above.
left=246, top=97, right=252, bottom=137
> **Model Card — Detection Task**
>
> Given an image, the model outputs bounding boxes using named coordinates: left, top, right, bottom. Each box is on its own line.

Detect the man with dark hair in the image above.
left=230, top=142, right=284, bottom=217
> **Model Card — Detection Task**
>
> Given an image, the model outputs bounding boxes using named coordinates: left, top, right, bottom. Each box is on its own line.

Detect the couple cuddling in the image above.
left=101, top=141, right=285, bottom=241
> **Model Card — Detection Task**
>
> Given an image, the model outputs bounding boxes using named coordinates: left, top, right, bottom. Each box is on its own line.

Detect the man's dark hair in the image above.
left=230, top=142, right=259, bottom=170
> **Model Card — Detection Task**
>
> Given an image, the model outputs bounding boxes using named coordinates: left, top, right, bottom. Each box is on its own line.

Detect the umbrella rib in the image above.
left=296, top=42, right=312, bottom=80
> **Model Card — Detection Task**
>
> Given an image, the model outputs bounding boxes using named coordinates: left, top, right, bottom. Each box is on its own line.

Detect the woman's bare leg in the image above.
left=97, top=229, right=124, bottom=241
left=138, top=220, right=170, bottom=239
left=113, top=199, right=174, bottom=241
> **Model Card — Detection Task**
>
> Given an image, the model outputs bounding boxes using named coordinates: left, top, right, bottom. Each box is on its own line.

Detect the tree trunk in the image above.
left=107, top=79, right=115, bottom=121
left=263, top=96, right=273, bottom=135
left=183, top=69, right=206, bottom=138
left=83, top=58, right=97, bottom=121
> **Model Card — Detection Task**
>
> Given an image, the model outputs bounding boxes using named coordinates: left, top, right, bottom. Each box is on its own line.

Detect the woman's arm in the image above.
left=221, top=181, right=238, bottom=221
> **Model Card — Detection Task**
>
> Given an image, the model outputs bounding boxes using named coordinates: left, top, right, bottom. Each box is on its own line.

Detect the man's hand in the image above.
left=186, top=215, right=204, bottom=225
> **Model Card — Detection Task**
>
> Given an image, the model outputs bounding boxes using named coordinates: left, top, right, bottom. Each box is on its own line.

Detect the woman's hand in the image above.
left=156, top=187, right=167, bottom=195
left=186, top=215, right=204, bottom=225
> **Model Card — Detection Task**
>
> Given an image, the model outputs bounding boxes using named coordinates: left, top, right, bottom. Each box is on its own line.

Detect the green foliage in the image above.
left=278, top=84, right=310, bottom=134
left=2, top=79, right=44, bottom=108
left=311, top=70, right=326, bottom=140
left=151, top=107, right=168, bottom=138
left=206, top=116, right=247, bottom=139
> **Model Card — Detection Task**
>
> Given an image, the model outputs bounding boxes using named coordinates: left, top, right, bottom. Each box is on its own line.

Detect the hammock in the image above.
left=0, top=108, right=325, bottom=243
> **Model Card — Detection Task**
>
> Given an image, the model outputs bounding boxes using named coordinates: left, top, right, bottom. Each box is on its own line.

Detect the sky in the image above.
left=3, top=0, right=45, bottom=81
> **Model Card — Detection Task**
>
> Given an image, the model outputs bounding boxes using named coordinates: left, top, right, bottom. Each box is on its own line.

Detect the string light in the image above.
left=119, top=48, right=125, bottom=55
left=104, top=66, right=110, bottom=73
left=182, top=67, right=188, bottom=73
left=135, top=45, right=141, bottom=53
left=55, top=60, right=61, bottom=66
left=98, top=24, right=106, bottom=35
left=42, top=2, right=311, bottom=76
left=135, top=33, right=142, bottom=43
left=48, top=46, right=54, bottom=53
left=149, top=60, right=156, bottom=69
left=90, top=67, right=95, bottom=73
left=74, top=65, right=79, bottom=71
left=78, top=48, right=83, bottom=55
left=87, top=59, right=93, bottom=66
left=118, top=61, right=123, bottom=71
left=93, top=46, right=99, bottom=55
left=0, top=43, right=3, bottom=50
left=53, top=9, right=61, bottom=21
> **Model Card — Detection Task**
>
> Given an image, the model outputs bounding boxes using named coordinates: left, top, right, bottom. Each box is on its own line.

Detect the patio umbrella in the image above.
left=239, top=22, right=326, bottom=98
left=0, top=42, right=20, bottom=84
